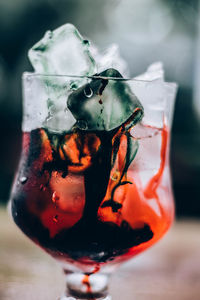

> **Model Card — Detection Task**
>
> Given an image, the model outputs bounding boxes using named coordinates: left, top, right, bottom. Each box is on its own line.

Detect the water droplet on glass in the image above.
left=70, top=82, right=78, bottom=90
left=20, top=176, right=28, bottom=184
left=83, top=39, right=90, bottom=46
left=52, top=191, right=59, bottom=203
left=53, top=215, right=58, bottom=223
left=77, top=120, right=88, bottom=130
left=84, top=85, right=93, bottom=98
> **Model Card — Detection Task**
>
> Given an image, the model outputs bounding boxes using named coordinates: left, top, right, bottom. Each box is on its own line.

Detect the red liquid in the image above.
left=11, top=126, right=174, bottom=269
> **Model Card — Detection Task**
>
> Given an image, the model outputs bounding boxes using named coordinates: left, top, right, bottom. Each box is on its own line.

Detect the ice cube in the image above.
left=67, top=68, right=143, bottom=131
left=129, top=63, right=177, bottom=129
left=22, top=73, right=76, bottom=133
left=135, top=62, right=164, bottom=81
left=91, top=44, right=129, bottom=78
left=28, top=23, right=96, bottom=76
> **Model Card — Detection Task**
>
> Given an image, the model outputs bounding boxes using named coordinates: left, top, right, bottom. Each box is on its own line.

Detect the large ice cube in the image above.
left=22, top=73, right=76, bottom=133
left=67, top=68, right=143, bottom=131
left=28, top=24, right=96, bottom=76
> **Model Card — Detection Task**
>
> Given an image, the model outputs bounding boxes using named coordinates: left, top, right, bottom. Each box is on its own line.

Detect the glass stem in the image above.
left=59, top=271, right=112, bottom=300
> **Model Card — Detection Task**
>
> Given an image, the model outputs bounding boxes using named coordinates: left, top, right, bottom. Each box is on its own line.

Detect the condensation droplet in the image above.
left=20, top=176, right=28, bottom=184
left=83, top=39, right=90, bottom=46
left=52, top=191, right=59, bottom=203
left=53, top=215, right=58, bottom=223
left=77, top=120, right=88, bottom=130
left=84, top=85, right=93, bottom=98
left=70, top=82, right=78, bottom=90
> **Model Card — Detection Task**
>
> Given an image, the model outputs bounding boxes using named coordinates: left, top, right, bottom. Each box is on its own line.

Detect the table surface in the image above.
left=0, top=206, right=200, bottom=300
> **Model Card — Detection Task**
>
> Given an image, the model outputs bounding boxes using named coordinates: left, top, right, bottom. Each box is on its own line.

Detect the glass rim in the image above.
left=23, top=71, right=177, bottom=86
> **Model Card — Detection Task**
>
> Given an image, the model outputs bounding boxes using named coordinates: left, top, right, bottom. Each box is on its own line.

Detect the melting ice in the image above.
left=26, top=23, right=177, bottom=134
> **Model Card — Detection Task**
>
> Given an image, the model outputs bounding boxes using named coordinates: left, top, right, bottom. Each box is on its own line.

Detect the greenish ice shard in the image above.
left=28, top=23, right=96, bottom=76
left=67, top=68, right=144, bottom=131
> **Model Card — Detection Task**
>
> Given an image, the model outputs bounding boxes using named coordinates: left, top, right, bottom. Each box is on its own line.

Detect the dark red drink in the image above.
left=11, top=124, right=173, bottom=269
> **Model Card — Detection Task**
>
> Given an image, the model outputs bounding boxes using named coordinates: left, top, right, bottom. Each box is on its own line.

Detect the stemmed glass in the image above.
left=10, top=71, right=177, bottom=299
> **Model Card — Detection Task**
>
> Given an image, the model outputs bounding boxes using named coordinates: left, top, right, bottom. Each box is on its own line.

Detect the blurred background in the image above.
left=0, top=0, right=200, bottom=217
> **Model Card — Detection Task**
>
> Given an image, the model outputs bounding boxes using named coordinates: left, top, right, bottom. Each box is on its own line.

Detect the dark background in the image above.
left=0, top=0, right=199, bottom=217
